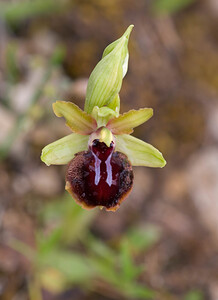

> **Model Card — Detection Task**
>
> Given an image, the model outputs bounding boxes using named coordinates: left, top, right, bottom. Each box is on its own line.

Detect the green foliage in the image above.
left=152, top=0, right=197, bottom=14
left=84, top=233, right=156, bottom=298
left=126, top=225, right=161, bottom=253
left=0, top=45, right=65, bottom=160
left=0, top=0, right=69, bottom=25
left=184, top=290, right=204, bottom=300
left=39, top=195, right=96, bottom=246
left=39, top=250, right=93, bottom=283
left=51, top=45, right=66, bottom=66
left=6, top=43, right=19, bottom=83
left=11, top=194, right=160, bottom=299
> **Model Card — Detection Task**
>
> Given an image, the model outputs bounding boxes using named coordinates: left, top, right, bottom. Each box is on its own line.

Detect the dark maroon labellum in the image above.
left=65, top=139, right=133, bottom=211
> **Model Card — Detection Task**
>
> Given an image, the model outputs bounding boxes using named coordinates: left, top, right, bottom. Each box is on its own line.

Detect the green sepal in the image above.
left=102, top=25, right=133, bottom=78
left=84, top=25, right=133, bottom=114
left=53, top=101, right=97, bottom=135
left=107, top=108, right=153, bottom=135
left=41, top=133, right=89, bottom=166
left=115, top=134, right=166, bottom=168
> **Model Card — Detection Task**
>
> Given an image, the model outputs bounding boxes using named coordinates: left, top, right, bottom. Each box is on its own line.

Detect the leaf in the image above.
left=37, top=228, right=63, bottom=255
left=115, top=134, right=166, bottom=167
left=153, top=0, right=196, bottom=14
left=184, top=290, right=204, bottom=300
left=107, top=108, right=153, bottom=134
left=88, top=256, right=119, bottom=286
left=0, top=0, right=67, bottom=25
left=53, top=101, right=97, bottom=134
left=38, top=250, right=93, bottom=284
left=41, top=133, right=89, bottom=165
left=125, top=284, right=156, bottom=299
left=40, top=195, right=97, bottom=245
left=127, top=225, right=161, bottom=252
left=119, top=239, right=142, bottom=283
left=85, top=234, right=116, bottom=264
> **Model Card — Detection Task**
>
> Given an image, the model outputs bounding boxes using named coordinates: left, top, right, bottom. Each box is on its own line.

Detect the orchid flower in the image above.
left=41, top=25, right=166, bottom=211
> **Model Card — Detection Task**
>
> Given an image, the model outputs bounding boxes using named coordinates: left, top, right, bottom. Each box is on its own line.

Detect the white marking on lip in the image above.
left=93, top=153, right=101, bottom=185
left=106, top=152, right=113, bottom=186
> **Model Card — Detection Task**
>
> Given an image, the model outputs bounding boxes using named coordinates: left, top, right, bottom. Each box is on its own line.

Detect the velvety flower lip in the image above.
left=65, top=141, right=134, bottom=212
left=41, top=25, right=166, bottom=211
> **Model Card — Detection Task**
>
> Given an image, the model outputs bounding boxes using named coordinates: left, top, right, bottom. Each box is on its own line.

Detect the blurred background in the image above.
left=0, top=0, right=218, bottom=299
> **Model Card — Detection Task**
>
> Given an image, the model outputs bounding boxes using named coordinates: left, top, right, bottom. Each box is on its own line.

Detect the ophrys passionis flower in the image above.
left=41, top=25, right=166, bottom=211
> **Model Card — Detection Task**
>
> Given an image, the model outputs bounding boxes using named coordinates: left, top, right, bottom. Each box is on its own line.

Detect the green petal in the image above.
left=84, top=25, right=133, bottom=114
left=107, top=108, right=153, bottom=134
left=41, top=133, right=89, bottom=166
left=53, top=101, right=97, bottom=135
left=91, top=106, right=118, bottom=127
left=115, top=134, right=166, bottom=168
